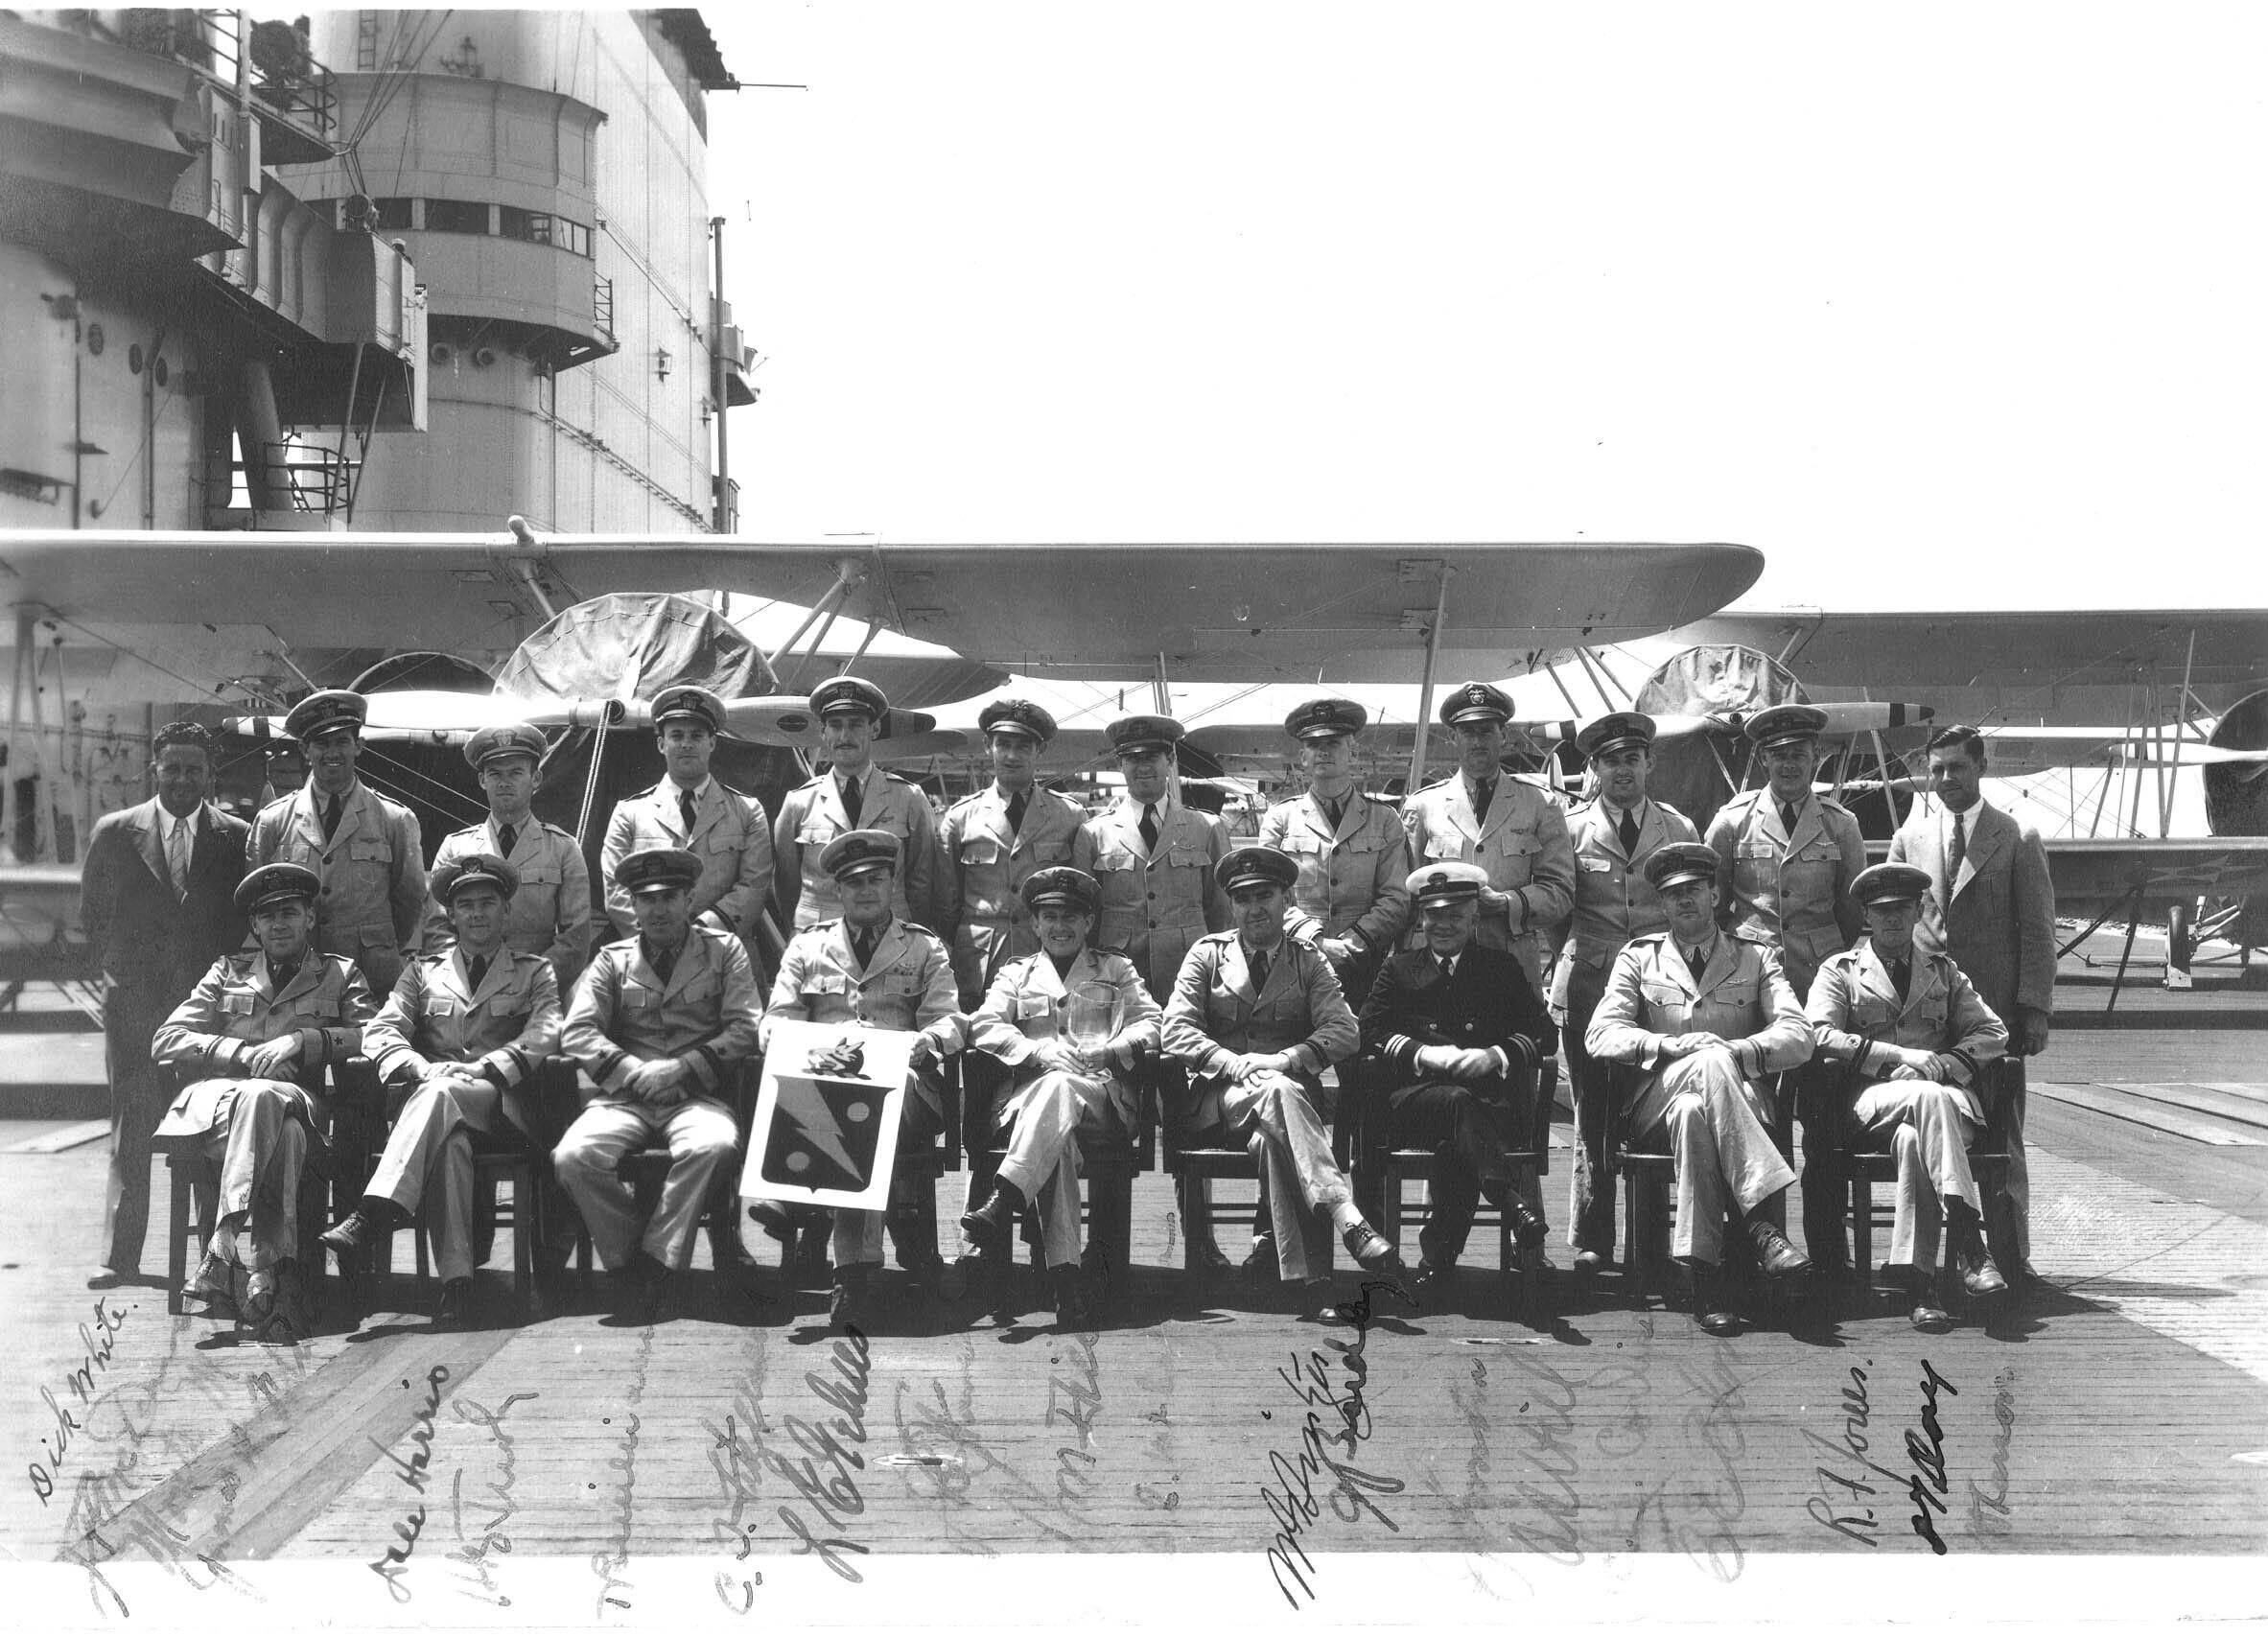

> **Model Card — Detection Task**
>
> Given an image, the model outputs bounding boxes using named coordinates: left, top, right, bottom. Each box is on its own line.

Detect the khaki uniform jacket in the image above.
left=1552, top=797, right=1699, bottom=1011
left=1072, top=796, right=1230, bottom=1002
left=151, top=948, right=376, bottom=1132
left=965, top=947, right=1161, bottom=1131
left=936, top=781, right=1085, bottom=1002
left=1887, top=800, right=2056, bottom=1027
left=601, top=777, right=773, bottom=940
left=1585, top=931, right=1813, bottom=1097
left=1257, top=789, right=1412, bottom=952
left=1397, top=772, right=1577, bottom=988
left=764, top=916, right=962, bottom=1049
left=423, top=816, right=594, bottom=989
left=365, top=947, right=563, bottom=1140
left=249, top=780, right=426, bottom=981
left=1704, top=788, right=1867, bottom=995
left=1161, top=930, right=1360, bottom=1087
left=563, top=925, right=762, bottom=1102
left=1806, top=942, right=2008, bottom=1125
left=774, top=764, right=943, bottom=932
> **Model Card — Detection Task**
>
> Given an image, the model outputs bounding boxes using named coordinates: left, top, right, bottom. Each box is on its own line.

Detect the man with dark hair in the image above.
left=936, top=698, right=1085, bottom=1007
left=601, top=686, right=773, bottom=952
left=774, top=675, right=944, bottom=933
left=80, top=721, right=249, bottom=1288
left=249, top=690, right=427, bottom=996
left=1888, top=724, right=2056, bottom=1282
left=424, top=722, right=593, bottom=989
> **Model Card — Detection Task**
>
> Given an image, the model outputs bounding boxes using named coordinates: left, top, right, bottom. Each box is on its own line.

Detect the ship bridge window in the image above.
left=373, top=197, right=412, bottom=230
left=424, top=199, right=492, bottom=235
left=498, top=206, right=593, bottom=257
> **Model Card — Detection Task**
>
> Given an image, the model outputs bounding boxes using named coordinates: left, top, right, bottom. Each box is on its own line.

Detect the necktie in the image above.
left=649, top=943, right=676, bottom=984
left=467, top=954, right=490, bottom=992
left=497, top=822, right=518, bottom=858
left=1438, top=954, right=1458, bottom=981
left=1006, top=790, right=1029, bottom=835
left=167, top=816, right=192, bottom=900
left=1779, top=800, right=1800, bottom=836
left=678, top=787, right=698, bottom=837
left=1890, top=956, right=1911, bottom=999
left=1686, top=945, right=1708, bottom=983
left=1139, top=803, right=1159, bottom=852
left=1248, top=947, right=1271, bottom=993
left=852, top=928, right=877, bottom=970
left=321, top=793, right=342, bottom=841
left=1472, top=779, right=1495, bottom=825
left=268, top=957, right=296, bottom=991
left=1617, top=805, right=1640, bottom=855
left=1949, top=810, right=1967, bottom=877
left=1322, top=796, right=1344, bottom=833
left=840, top=774, right=863, bottom=826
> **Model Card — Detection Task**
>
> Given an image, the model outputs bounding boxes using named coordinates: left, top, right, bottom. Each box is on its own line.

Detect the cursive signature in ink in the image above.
left=445, top=1390, right=536, bottom=1606
left=765, top=1323, right=873, bottom=1582
left=1805, top=1360, right=1889, bottom=1548
left=27, top=1298, right=129, bottom=1505
left=701, top=1335, right=772, bottom=1611
left=1256, top=1278, right=1409, bottom=1609
left=368, top=1365, right=451, bottom=1602
left=1044, top=1330, right=1103, bottom=1524
left=1968, top=1368, right=2015, bottom=1535
left=1669, top=1349, right=1748, bottom=1581
left=1499, top=1346, right=1584, bottom=1566
left=1905, top=1360, right=1957, bottom=1555
left=590, top=1324, right=653, bottom=1616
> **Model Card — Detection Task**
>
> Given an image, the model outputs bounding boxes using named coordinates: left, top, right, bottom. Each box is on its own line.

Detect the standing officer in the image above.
left=774, top=675, right=943, bottom=934
left=1397, top=681, right=1576, bottom=995
left=600, top=686, right=773, bottom=951
left=1073, top=713, right=1232, bottom=1265
left=1357, top=862, right=1554, bottom=1302
left=953, top=865, right=1161, bottom=1324
left=1257, top=697, right=1411, bottom=1010
left=1554, top=711, right=1698, bottom=1276
left=424, top=723, right=593, bottom=990
left=763, top=830, right=962, bottom=1329
left=1888, top=724, right=2055, bottom=1284
left=1705, top=702, right=1867, bottom=1273
left=79, top=720, right=248, bottom=1289
left=249, top=689, right=426, bottom=997
left=555, top=847, right=763, bottom=1309
left=936, top=698, right=1085, bottom=1007
left=326, top=854, right=564, bottom=1327
left=1585, top=842, right=1814, bottom=1337
left=152, top=862, right=376, bottom=1341
left=1808, top=861, right=2010, bottom=1331
left=1161, top=845, right=1401, bottom=1321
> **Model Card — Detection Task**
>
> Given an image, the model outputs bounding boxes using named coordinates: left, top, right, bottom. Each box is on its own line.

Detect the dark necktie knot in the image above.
left=839, top=774, right=863, bottom=826
left=467, top=954, right=490, bottom=991
left=852, top=928, right=877, bottom=969
left=1249, top=947, right=1271, bottom=992
left=1472, top=779, right=1496, bottom=823
left=320, top=793, right=343, bottom=841
left=1779, top=800, right=1800, bottom=835
left=1321, top=796, right=1344, bottom=832
left=1949, top=811, right=1967, bottom=871
left=1139, top=803, right=1159, bottom=851
left=1616, top=805, right=1640, bottom=854
left=1686, top=945, right=1708, bottom=981
left=678, top=787, right=698, bottom=835
left=1006, top=790, right=1029, bottom=834
left=648, top=941, right=678, bottom=984
left=1890, top=957, right=1911, bottom=998
left=497, top=823, right=518, bottom=857
left=268, top=958, right=296, bottom=991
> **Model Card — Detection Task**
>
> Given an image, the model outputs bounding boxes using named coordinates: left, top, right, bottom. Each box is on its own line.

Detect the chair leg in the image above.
left=1850, top=1174, right=1873, bottom=1294
left=1379, top=1163, right=1403, bottom=1262
left=166, top=1158, right=192, bottom=1317
left=511, top=1168, right=532, bottom=1302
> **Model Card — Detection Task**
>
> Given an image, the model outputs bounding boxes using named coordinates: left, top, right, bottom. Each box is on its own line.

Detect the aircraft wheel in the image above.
left=2165, top=900, right=2194, bottom=991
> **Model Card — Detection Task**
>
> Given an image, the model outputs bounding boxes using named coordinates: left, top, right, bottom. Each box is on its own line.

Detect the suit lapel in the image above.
left=1954, top=805, right=2005, bottom=898
left=328, top=784, right=371, bottom=852
left=982, top=787, right=1019, bottom=854
left=269, top=950, right=319, bottom=1008
left=1447, top=780, right=1483, bottom=844
left=1856, top=943, right=1902, bottom=1010
left=1475, top=777, right=1511, bottom=844
left=132, top=801, right=171, bottom=892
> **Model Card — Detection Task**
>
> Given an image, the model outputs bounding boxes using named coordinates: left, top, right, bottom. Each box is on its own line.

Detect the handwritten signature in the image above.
left=1257, top=1278, right=1409, bottom=1609
left=590, top=1324, right=654, bottom=1615
left=368, top=1365, right=451, bottom=1602
left=702, top=1335, right=771, bottom=1611
left=765, top=1323, right=873, bottom=1582
left=1044, top=1330, right=1103, bottom=1525
left=27, top=1298, right=129, bottom=1505
left=445, top=1390, right=537, bottom=1606
left=1968, top=1367, right=2016, bottom=1535
left=1905, top=1360, right=1957, bottom=1554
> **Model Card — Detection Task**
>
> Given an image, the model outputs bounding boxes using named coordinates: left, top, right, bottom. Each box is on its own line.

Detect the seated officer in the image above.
left=555, top=847, right=763, bottom=1304
left=1161, top=845, right=1401, bottom=1321
left=1356, top=862, right=1553, bottom=1302
left=1807, top=861, right=2010, bottom=1331
left=1585, top=842, right=1815, bottom=1336
left=326, top=854, right=564, bottom=1327
left=152, top=863, right=376, bottom=1340
left=763, top=830, right=961, bottom=1329
left=423, top=723, right=594, bottom=990
left=951, top=866, right=1162, bottom=1325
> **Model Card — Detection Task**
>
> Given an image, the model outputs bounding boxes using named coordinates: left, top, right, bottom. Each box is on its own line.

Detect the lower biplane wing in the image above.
left=0, top=530, right=1764, bottom=686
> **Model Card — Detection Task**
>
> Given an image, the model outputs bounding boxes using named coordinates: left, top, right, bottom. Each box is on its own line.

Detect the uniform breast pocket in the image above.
left=679, top=976, right=720, bottom=1005
left=1712, top=982, right=1759, bottom=1012
left=807, top=973, right=848, bottom=995
left=621, top=987, right=658, bottom=1010
left=1281, top=832, right=1321, bottom=856
left=959, top=838, right=1001, bottom=866
left=1166, top=845, right=1209, bottom=873
left=1423, top=833, right=1462, bottom=860
left=428, top=997, right=459, bottom=1017
left=1492, top=831, right=1540, bottom=882
left=1031, top=839, right=1073, bottom=865
left=796, top=823, right=837, bottom=847
left=1851, top=996, right=1895, bottom=1033
left=1639, top=982, right=1687, bottom=1013
left=349, top=838, right=392, bottom=866
left=520, top=866, right=561, bottom=889
left=1095, top=845, right=1140, bottom=874
left=706, top=832, right=737, bottom=855
left=292, top=997, right=340, bottom=1023
left=222, top=990, right=256, bottom=1017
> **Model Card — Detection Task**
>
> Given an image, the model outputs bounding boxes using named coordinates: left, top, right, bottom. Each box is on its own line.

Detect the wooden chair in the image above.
left=1157, top=1056, right=1280, bottom=1287
left=1838, top=1054, right=2022, bottom=1308
left=1343, top=1055, right=1556, bottom=1307
left=1610, top=1064, right=1795, bottom=1298
left=154, top=1055, right=382, bottom=1319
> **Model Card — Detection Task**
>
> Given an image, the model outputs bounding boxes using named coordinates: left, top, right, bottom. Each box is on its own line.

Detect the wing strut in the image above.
left=763, top=558, right=863, bottom=673
left=1406, top=566, right=1454, bottom=795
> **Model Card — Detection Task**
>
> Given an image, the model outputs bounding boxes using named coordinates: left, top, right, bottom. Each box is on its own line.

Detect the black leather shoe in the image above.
left=1242, top=1235, right=1279, bottom=1285
left=320, top=1208, right=378, bottom=1258
left=960, top=1197, right=1015, bottom=1254
left=1052, top=1265, right=1092, bottom=1329
left=711, top=1222, right=760, bottom=1281
left=1410, top=1260, right=1450, bottom=1306
left=1506, top=1197, right=1550, bottom=1253
left=830, top=1265, right=875, bottom=1331
left=1949, top=1211, right=2009, bottom=1298
left=1744, top=1218, right=1812, bottom=1279
left=1300, top=1279, right=1347, bottom=1323
left=432, top=1276, right=476, bottom=1330
left=1342, top=1222, right=1405, bottom=1276
left=1569, top=1250, right=1607, bottom=1281
left=1686, top=1260, right=1740, bottom=1337
left=1910, top=1298, right=1952, bottom=1333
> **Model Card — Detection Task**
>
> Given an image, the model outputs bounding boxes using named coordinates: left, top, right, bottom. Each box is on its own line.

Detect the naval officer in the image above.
left=935, top=697, right=1085, bottom=1007
left=422, top=722, right=594, bottom=990
left=773, top=675, right=945, bottom=935
left=1585, top=842, right=1815, bottom=1337
left=1806, top=861, right=2010, bottom=1331
left=599, top=685, right=774, bottom=950
left=247, top=689, right=427, bottom=996
left=1553, top=711, right=1699, bottom=1275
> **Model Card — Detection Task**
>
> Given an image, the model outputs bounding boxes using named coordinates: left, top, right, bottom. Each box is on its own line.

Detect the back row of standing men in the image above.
left=82, top=668, right=2054, bottom=1321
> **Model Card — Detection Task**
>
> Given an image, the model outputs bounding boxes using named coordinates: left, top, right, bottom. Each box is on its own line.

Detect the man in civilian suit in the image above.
left=1888, top=724, right=2055, bottom=1283
left=79, top=721, right=248, bottom=1287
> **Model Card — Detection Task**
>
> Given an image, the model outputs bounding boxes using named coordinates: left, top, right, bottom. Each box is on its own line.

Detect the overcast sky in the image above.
left=699, top=3, right=2266, bottom=613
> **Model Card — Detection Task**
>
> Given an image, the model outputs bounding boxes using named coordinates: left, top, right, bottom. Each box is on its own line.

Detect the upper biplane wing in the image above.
left=220, top=690, right=953, bottom=753
left=0, top=530, right=1764, bottom=686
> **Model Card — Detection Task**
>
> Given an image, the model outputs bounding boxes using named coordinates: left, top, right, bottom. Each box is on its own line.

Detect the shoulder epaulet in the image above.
left=221, top=950, right=258, bottom=973
left=713, top=777, right=760, bottom=801
left=1510, top=771, right=1553, bottom=792
left=1720, top=788, right=1762, bottom=808
left=600, top=931, right=639, bottom=950
left=1416, top=775, right=1456, bottom=793
left=944, top=789, right=985, bottom=812
left=1654, top=800, right=1694, bottom=823
left=1816, top=795, right=1854, bottom=815
left=1627, top=930, right=1671, bottom=947
left=884, top=770, right=920, bottom=787
left=900, top=921, right=940, bottom=939
left=1198, top=928, right=1236, bottom=946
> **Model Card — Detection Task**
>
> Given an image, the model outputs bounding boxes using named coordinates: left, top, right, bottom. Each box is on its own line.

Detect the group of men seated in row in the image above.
left=82, top=669, right=2053, bottom=1343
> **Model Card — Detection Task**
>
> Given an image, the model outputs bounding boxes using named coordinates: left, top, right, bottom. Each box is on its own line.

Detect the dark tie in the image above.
left=1006, top=790, right=1029, bottom=835
left=1438, top=954, right=1458, bottom=981
left=268, top=957, right=296, bottom=991
left=840, top=775, right=863, bottom=827
left=1617, top=805, right=1640, bottom=855
left=1472, top=779, right=1495, bottom=825
left=1779, top=800, right=1800, bottom=836
left=852, top=928, right=877, bottom=970
left=678, top=788, right=698, bottom=837
left=1139, top=803, right=1159, bottom=852
left=467, top=954, right=490, bottom=992
left=1890, top=957, right=1911, bottom=999
left=1249, top=947, right=1271, bottom=993
left=1686, top=945, right=1708, bottom=983
left=1949, top=810, right=1967, bottom=877
left=649, top=944, right=676, bottom=984
left=320, top=793, right=343, bottom=841
left=497, top=823, right=518, bottom=858
left=1322, top=797, right=1344, bottom=833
